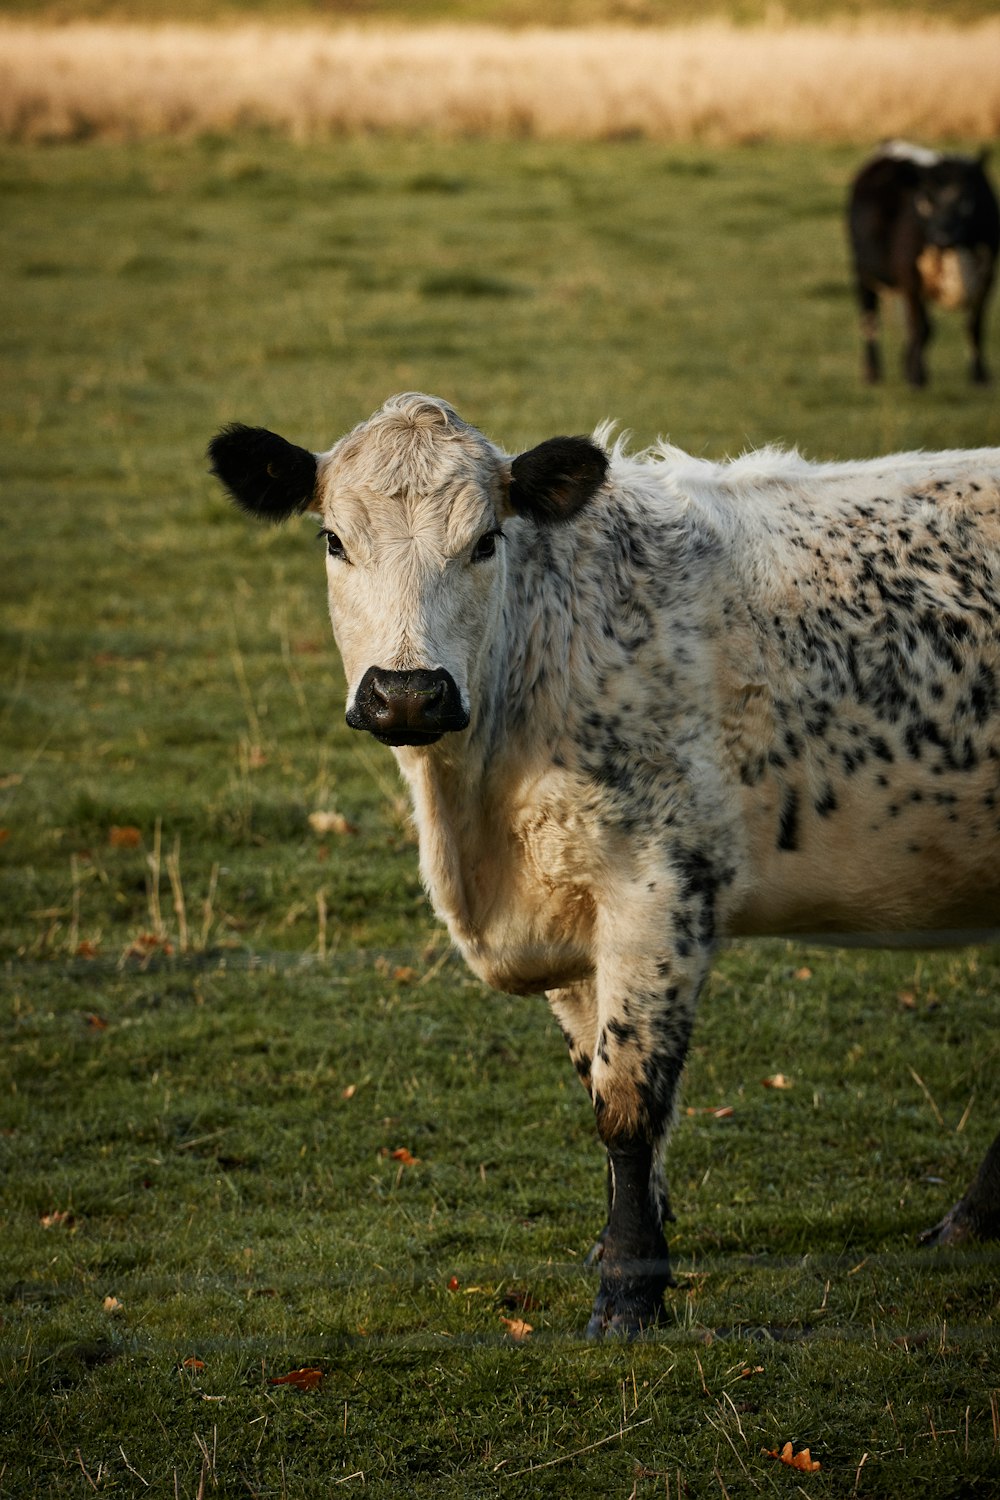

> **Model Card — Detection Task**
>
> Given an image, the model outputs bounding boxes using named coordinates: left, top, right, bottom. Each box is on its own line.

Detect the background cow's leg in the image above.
left=901, top=286, right=931, bottom=386
left=858, top=284, right=882, bottom=383
left=966, top=296, right=991, bottom=384
left=920, top=1128, right=1000, bottom=1246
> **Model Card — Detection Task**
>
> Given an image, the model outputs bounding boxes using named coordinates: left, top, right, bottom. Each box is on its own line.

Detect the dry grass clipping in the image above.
left=2, top=20, right=1000, bottom=144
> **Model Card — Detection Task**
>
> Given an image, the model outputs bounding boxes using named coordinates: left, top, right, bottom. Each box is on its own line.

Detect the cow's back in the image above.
left=848, top=152, right=922, bottom=290
left=706, top=451, right=1000, bottom=940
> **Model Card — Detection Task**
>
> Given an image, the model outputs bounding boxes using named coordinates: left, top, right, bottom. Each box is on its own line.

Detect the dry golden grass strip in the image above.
left=2, top=20, right=999, bottom=143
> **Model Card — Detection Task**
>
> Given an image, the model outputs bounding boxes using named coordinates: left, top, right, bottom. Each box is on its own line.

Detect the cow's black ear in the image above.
left=208, top=423, right=318, bottom=522
left=508, top=436, right=608, bottom=524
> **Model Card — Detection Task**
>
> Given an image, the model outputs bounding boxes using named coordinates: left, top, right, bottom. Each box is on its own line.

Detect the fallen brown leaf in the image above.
left=269, top=1367, right=324, bottom=1391
left=793, top=966, right=813, bottom=981
left=762, top=1073, right=793, bottom=1089
left=84, top=1011, right=108, bottom=1030
left=109, top=825, right=142, bottom=849
left=392, top=966, right=417, bottom=984
left=75, top=940, right=99, bottom=959
left=447, top=1275, right=460, bottom=1291
left=499, top=1316, right=533, bottom=1341
left=182, top=1357, right=205, bottom=1371
left=685, top=1104, right=735, bottom=1118
left=103, top=1295, right=123, bottom=1315
left=40, top=1209, right=75, bottom=1230
left=390, top=1147, right=420, bottom=1166
left=308, top=810, right=357, bottom=836
left=341, top=1083, right=357, bottom=1100
left=124, top=932, right=174, bottom=959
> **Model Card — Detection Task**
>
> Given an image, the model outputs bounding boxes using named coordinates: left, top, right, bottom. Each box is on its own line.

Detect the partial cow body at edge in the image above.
left=210, top=392, right=1000, bottom=1337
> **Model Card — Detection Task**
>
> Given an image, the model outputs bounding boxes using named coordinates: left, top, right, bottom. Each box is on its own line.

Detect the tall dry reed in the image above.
left=2, top=20, right=999, bottom=144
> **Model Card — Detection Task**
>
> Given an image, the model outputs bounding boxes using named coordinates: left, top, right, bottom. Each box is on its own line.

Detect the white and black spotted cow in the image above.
left=210, top=393, right=1000, bottom=1337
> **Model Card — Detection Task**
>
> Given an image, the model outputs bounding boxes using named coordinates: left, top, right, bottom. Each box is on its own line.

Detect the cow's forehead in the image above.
left=322, top=396, right=504, bottom=505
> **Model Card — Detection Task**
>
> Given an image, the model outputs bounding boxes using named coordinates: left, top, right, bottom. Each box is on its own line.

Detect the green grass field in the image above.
left=2, top=1, right=997, bottom=25
left=3, top=134, right=1000, bottom=1496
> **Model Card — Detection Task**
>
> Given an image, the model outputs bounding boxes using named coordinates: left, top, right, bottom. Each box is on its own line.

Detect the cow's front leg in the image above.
left=567, top=882, right=714, bottom=1337
left=902, top=286, right=932, bottom=387
left=857, top=283, right=882, bottom=383
left=966, top=295, right=992, bottom=385
left=549, top=970, right=690, bottom=1336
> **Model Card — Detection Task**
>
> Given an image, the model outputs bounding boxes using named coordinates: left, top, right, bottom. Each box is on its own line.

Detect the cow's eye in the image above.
left=471, top=528, right=502, bottom=563
left=318, top=528, right=348, bottom=561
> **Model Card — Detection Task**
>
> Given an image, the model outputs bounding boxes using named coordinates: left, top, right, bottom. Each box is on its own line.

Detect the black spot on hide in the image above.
left=777, top=787, right=800, bottom=852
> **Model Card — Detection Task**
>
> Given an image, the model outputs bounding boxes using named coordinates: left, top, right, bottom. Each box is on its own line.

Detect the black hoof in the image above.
left=586, top=1260, right=673, bottom=1340
left=587, top=1296, right=665, bottom=1344
left=919, top=1206, right=973, bottom=1248
left=920, top=1199, right=1000, bottom=1247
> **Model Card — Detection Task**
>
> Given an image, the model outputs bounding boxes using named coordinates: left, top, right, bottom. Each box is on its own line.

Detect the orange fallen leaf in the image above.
left=124, top=932, right=174, bottom=959
left=308, top=810, right=357, bottom=836
left=84, top=1011, right=108, bottom=1030
left=685, top=1104, right=735, bottom=1118
left=897, top=990, right=917, bottom=1010
left=103, top=1295, right=123, bottom=1315
left=793, top=966, right=813, bottom=981
left=766, top=1442, right=821, bottom=1473
left=499, top=1316, right=533, bottom=1341
left=109, top=825, right=142, bottom=848
left=0, top=828, right=9, bottom=844
left=447, top=1276, right=460, bottom=1291
left=40, top=1209, right=75, bottom=1230
left=762, top=1073, right=793, bottom=1089
left=182, top=1357, right=205, bottom=1371
left=269, top=1367, right=324, bottom=1391
left=75, top=940, right=99, bottom=959
left=738, top=1365, right=765, bottom=1379
left=392, top=966, right=417, bottom=984
left=341, top=1083, right=357, bottom=1100
left=390, top=1147, right=419, bottom=1166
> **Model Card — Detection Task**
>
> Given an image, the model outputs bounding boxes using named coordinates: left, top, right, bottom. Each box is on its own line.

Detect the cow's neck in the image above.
left=395, top=725, right=506, bottom=956
left=393, top=561, right=557, bottom=963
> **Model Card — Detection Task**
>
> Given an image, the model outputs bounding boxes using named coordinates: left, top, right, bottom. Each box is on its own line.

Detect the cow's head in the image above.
left=209, top=393, right=607, bottom=747
left=916, top=153, right=993, bottom=250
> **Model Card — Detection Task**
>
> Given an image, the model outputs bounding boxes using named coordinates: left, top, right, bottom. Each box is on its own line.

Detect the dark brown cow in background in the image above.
left=848, top=140, right=999, bottom=387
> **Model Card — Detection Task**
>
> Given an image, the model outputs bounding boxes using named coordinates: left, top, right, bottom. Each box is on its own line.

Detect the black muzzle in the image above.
left=346, top=666, right=470, bottom=746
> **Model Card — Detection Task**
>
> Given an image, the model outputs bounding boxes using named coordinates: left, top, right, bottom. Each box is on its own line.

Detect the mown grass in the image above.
left=2, top=134, right=999, bottom=1495
left=3, top=0, right=998, bottom=25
